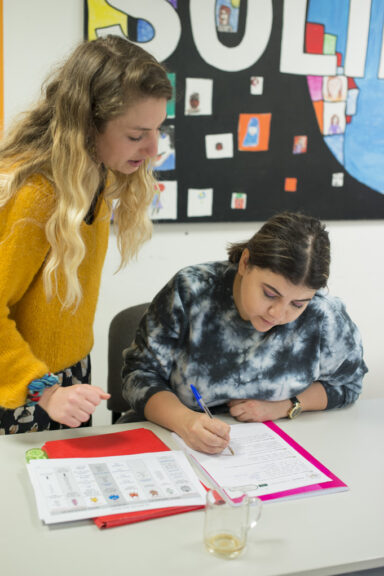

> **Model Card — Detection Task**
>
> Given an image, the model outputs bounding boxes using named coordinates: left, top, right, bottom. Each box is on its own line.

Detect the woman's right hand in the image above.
left=38, top=384, right=110, bottom=427
left=178, top=411, right=231, bottom=454
left=144, top=390, right=231, bottom=455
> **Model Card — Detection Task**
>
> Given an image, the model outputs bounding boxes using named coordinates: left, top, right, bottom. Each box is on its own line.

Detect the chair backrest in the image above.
left=107, top=303, right=149, bottom=423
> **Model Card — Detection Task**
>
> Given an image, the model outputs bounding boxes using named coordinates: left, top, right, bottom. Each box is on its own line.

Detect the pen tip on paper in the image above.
left=228, top=445, right=235, bottom=456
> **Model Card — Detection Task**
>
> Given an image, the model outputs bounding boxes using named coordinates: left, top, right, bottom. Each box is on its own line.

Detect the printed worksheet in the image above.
left=27, top=450, right=206, bottom=524
left=173, top=422, right=347, bottom=502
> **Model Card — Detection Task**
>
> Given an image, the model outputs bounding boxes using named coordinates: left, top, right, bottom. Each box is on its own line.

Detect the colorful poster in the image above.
left=84, top=0, right=384, bottom=222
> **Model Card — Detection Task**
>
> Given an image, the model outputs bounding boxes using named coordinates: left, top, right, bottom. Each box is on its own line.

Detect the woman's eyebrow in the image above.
left=128, top=125, right=151, bottom=131
left=264, top=283, right=281, bottom=296
left=128, top=120, right=166, bottom=132
left=264, top=283, right=312, bottom=302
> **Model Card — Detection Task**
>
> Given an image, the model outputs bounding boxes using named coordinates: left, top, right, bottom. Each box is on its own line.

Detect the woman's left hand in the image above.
left=39, top=384, right=110, bottom=427
left=228, top=398, right=291, bottom=422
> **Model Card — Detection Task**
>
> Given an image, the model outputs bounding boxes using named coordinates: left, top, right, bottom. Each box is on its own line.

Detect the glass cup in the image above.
left=203, top=489, right=262, bottom=559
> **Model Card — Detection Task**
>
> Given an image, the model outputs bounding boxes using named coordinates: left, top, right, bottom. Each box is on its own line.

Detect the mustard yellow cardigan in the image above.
left=0, top=174, right=111, bottom=409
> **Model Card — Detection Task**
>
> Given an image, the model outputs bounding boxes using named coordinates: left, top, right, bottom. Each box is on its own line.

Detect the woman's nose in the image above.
left=144, top=132, right=159, bottom=158
left=268, top=302, right=285, bottom=321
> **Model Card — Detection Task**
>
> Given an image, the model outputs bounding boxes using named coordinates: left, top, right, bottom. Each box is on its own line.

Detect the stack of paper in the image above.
left=27, top=450, right=206, bottom=525
left=173, top=421, right=348, bottom=503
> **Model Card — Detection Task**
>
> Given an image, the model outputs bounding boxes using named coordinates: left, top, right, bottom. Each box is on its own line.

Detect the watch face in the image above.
left=289, top=399, right=302, bottom=419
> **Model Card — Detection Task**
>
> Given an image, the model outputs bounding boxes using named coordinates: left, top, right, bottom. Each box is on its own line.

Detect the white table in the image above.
left=1, top=398, right=383, bottom=576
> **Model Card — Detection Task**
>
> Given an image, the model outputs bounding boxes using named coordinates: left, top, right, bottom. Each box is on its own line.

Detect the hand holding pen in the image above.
left=190, top=384, right=235, bottom=456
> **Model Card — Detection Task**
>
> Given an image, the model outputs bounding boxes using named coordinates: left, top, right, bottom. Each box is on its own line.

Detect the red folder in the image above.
left=42, top=428, right=204, bottom=529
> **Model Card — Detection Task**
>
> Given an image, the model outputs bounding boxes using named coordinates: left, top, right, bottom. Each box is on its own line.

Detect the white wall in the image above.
left=3, top=0, right=383, bottom=427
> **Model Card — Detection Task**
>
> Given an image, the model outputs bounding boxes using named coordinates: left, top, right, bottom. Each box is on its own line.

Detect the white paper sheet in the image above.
left=172, top=423, right=333, bottom=501
left=27, top=450, right=206, bottom=524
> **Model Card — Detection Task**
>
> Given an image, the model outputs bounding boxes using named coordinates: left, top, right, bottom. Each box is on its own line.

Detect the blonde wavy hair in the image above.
left=0, top=35, right=172, bottom=308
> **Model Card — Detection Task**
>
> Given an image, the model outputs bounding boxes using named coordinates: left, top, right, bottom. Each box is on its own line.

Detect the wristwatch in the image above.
left=287, top=396, right=302, bottom=419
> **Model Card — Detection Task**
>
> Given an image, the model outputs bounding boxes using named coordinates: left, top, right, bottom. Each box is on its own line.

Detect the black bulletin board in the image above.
left=85, top=0, right=384, bottom=223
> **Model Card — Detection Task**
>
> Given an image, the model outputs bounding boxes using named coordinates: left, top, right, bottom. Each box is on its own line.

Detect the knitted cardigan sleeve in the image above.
left=0, top=176, right=54, bottom=408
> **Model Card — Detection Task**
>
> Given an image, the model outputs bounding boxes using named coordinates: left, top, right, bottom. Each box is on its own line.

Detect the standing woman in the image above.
left=0, top=35, right=172, bottom=433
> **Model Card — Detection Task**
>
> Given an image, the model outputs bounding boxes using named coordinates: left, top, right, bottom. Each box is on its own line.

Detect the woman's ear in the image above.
left=238, top=248, right=250, bottom=276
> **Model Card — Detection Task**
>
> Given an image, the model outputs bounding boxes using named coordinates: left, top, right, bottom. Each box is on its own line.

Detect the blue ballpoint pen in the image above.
left=190, top=384, right=235, bottom=456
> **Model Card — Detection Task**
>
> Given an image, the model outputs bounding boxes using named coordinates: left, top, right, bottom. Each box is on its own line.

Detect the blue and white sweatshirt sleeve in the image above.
left=314, top=292, right=367, bottom=409
left=122, top=262, right=367, bottom=417
left=122, top=265, right=196, bottom=418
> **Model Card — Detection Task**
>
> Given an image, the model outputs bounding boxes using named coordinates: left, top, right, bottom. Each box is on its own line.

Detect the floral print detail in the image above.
left=0, top=355, right=91, bottom=434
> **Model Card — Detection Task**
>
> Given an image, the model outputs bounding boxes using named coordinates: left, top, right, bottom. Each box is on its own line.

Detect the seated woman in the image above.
left=122, top=212, right=367, bottom=454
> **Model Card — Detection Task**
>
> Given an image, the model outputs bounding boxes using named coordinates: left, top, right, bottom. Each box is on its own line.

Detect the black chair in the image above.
left=107, top=303, right=149, bottom=423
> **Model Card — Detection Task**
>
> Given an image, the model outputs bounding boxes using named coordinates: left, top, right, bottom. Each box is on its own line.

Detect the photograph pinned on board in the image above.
left=150, top=181, right=178, bottom=221
left=205, top=133, right=234, bottom=159
left=154, top=125, right=175, bottom=171
left=238, top=113, right=271, bottom=152
left=284, top=177, right=298, bottom=193
left=250, top=76, right=264, bottom=95
left=216, top=1, right=241, bottom=33
left=323, top=102, right=346, bottom=136
left=187, top=188, right=213, bottom=217
left=293, top=135, right=308, bottom=154
left=231, top=192, right=247, bottom=210
left=332, top=173, right=344, bottom=187
left=166, top=72, right=176, bottom=119
left=185, top=78, right=213, bottom=116
left=323, top=75, right=348, bottom=102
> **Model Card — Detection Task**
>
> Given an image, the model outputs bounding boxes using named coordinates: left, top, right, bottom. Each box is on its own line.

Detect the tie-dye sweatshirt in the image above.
left=122, top=262, right=367, bottom=417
